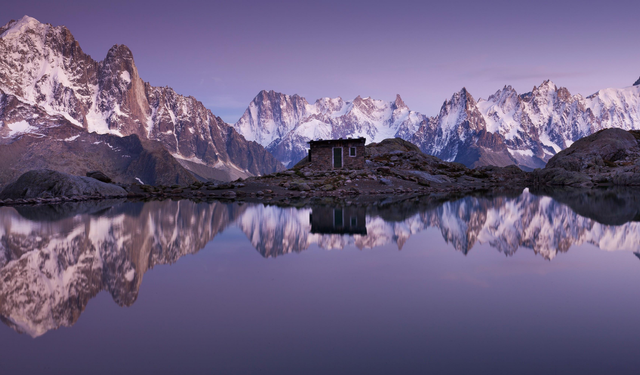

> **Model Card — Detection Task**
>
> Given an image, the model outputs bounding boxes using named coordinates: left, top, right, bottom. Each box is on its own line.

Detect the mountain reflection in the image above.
left=1, top=188, right=640, bottom=337
left=0, top=200, right=245, bottom=337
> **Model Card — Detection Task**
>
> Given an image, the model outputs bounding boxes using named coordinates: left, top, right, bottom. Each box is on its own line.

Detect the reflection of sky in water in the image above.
left=1, top=192, right=640, bottom=374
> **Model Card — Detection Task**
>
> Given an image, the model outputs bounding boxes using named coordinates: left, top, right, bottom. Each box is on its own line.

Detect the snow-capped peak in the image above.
left=533, top=79, right=557, bottom=92
left=0, top=15, right=45, bottom=39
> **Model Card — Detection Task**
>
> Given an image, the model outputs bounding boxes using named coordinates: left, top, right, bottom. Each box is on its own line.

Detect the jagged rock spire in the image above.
left=634, top=76, right=640, bottom=86
left=393, top=94, right=407, bottom=110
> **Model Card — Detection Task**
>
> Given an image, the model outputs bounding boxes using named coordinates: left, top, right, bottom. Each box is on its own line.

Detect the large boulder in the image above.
left=365, top=138, right=423, bottom=158
left=0, top=169, right=127, bottom=199
left=546, top=128, right=640, bottom=171
left=536, top=128, right=640, bottom=186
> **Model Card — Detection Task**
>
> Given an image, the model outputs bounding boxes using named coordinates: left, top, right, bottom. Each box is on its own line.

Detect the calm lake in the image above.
left=1, top=189, right=640, bottom=374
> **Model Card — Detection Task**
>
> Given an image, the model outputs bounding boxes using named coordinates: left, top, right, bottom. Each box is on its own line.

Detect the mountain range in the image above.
left=0, top=16, right=283, bottom=186
left=234, top=82, right=640, bottom=170
left=2, top=15, right=640, bottom=183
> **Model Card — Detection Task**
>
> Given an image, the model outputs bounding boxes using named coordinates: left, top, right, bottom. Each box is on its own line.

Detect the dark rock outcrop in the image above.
left=0, top=169, right=127, bottom=199
left=635, top=77, right=640, bottom=86
left=365, top=138, right=422, bottom=158
left=534, top=128, right=640, bottom=186
left=86, top=171, right=112, bottom=183
left=0, top=109, right=197, bottom=188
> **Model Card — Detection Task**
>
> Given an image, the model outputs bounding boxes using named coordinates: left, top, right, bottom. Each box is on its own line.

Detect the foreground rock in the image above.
left=0, top=170, right=127, bottom=200
left=0, top=116, right=197, bottom=188
left=534, top=128, right=640, bottom=187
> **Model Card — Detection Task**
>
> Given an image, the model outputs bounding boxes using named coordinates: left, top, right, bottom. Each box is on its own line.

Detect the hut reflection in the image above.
left=309, top=206, right=367, bottom=235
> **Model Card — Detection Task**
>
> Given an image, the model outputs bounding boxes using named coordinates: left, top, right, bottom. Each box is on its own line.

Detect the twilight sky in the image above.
left=4, top=0, right=639, bottom=122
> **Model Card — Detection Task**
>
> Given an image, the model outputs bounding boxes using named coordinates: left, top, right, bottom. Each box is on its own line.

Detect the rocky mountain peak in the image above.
left=392, top=94, right=407, bottom=110
left=101, top=44, right=138, bottom=81
left=253, top=89, right=308, bottom=108
left=255, top=89, right=275, bottom=102
left=446, top=87, right=477, bottom=110
left=532, top=79, right=557, bottom=94
left=634, top=76, right=640, bottom=86
left=0, top=15, right=45, bottom=38
left=485, top=85, right=519, bottom=106
left=314, top=96, right=345, bottom=113
left=105, top=44, right=135, bottom=63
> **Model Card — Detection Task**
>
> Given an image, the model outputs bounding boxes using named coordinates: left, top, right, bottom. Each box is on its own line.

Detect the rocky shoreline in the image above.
left=3, top=130, right=640, bottom=208
left=0, top=139, right=531, bottom=207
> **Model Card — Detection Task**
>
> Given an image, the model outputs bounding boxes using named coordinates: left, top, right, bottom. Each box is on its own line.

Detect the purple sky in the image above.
left=4, top=0, right=640, bottom=122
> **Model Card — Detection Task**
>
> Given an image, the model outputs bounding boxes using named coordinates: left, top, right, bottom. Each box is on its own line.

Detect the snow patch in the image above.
left=4, top=120, right=38, bottom=137
left=120, top=71, right=131, bottom=84
left=63, top=134, right=80, bottom=142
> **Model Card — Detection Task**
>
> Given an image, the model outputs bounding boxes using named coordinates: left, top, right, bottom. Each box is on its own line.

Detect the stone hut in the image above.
left=307, top=138, right=366, bottom=170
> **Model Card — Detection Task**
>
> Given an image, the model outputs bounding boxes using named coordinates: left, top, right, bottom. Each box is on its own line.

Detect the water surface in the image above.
left=1, top=190, right=640, bottom=374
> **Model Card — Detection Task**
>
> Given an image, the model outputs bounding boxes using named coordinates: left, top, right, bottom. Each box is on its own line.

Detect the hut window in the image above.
left=349, top=147, right=357, bottom=157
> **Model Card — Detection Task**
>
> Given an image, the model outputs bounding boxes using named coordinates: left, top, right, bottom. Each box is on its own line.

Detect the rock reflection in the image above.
left=2, top=189, right=640, bottom=337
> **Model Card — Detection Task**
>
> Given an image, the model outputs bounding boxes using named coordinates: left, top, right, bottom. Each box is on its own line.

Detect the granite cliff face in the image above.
left=235, top=82, right=640, bottom=170
left=0, top=16, right=283, bottom=183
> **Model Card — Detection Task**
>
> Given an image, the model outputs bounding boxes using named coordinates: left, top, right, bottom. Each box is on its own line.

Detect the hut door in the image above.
left=333, top=147, right=343, bottom=168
